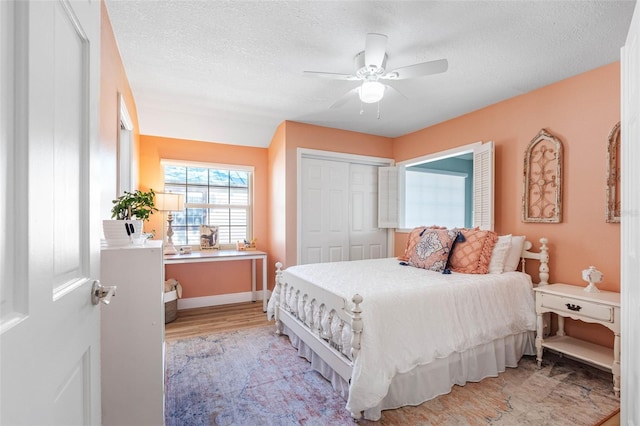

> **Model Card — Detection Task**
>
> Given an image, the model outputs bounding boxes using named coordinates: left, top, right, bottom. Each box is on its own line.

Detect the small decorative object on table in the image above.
left=178, top=246, right=192, bottom=255
left=237, top=238, right=257, bottom=251
left=200, top=225, right=219, bottom=250
left=582, top=265, right=603, bottom=293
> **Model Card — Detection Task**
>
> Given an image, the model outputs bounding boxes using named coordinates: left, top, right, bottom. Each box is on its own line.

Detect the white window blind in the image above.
left=472, top=141, right=494, bottom=230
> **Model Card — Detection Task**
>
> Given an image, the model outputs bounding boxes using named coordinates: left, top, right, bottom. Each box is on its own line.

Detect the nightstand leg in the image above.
left=613, top=332, right=621, bottom=397
left=536, top=313, right=544, bottom=368
left=557, top=315, right=565, bottom=336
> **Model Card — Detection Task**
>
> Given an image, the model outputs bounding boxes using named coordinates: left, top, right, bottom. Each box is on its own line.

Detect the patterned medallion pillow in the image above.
left=448, top=228, right=498, bottom=274
left=398, top=225, right=446, bottom=262
left=408, top=228, right=459, bottom=272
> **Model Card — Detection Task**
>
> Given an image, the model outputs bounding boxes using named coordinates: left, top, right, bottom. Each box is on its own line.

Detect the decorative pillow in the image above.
left=503, top=235, right=527, bottom=272
left=398, top=225, right=446, bottom=262
left=488, top=234, right=512, bottom=274
left=407, top=228, right=458, bottom=272
left=448, top=228, right=498, bottom=274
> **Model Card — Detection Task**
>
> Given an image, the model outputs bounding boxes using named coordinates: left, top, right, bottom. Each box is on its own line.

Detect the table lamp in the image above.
left=156, top=192, right=184, bottom=255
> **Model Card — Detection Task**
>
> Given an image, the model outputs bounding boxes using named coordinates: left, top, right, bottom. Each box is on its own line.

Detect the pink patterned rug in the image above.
left=165, top=325, right=618, bottom=425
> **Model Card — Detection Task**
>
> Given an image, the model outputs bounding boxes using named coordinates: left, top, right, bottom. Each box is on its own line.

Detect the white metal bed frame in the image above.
left=271, top=237, right=549, bottom=420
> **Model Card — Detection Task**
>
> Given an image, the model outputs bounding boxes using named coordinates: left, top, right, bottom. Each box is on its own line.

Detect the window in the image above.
left=404, top=169, right=466, bottom=229
left=378, top=141, right=494, bottom=231
left=161, top=159, right=253, bottom=247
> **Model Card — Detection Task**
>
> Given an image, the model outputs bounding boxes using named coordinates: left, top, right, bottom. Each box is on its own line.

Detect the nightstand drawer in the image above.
left=539, top=293, right=613, bottom=322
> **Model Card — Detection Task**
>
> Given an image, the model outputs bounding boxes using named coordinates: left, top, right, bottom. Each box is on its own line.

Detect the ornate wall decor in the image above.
left=522, top=129, right=563, bottom=223
left=606, top=122, right=621, bottom=223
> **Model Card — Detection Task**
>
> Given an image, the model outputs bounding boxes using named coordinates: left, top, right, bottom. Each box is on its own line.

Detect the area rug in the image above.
left=165, top=325, right=619, bottom=425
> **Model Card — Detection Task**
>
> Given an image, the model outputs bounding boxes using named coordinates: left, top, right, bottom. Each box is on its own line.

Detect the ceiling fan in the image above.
left=304, top=33, right=448, bottom=109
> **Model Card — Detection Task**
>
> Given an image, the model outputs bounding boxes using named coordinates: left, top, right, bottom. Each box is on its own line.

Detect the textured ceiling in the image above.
left=105, top=1, right=636, bottom=148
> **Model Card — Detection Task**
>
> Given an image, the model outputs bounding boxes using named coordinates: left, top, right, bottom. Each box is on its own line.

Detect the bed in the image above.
left=267, top=231, right=550, bottom=421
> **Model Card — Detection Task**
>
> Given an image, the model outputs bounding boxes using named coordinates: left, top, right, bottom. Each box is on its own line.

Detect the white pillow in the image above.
left=489, top=234, right=512, bottom=274
left=503, top=235, right=526, bottom=272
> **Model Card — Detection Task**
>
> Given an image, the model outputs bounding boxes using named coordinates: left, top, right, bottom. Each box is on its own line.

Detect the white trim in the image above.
left=397, top=141, right=480, bottom=168
left=118, top=93, right=133, bottom=131
left=117, top=92, right=134, bottom=194
left=176, top=290, right=270, bottom=310
left=298, top=148, right=394, bottom=166
left=621, top=3, right=640, bottom=423
left=160, top=158, right=255, bottom=172
left=296, top=148, right=395, bottom=264
left=409, top=168, right=469, bottom=178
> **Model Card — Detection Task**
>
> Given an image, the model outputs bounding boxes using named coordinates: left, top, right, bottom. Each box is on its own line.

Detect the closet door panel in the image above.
left=349, top=164, right=387, bottom=260
left=300, top=158, right=349, bottom=264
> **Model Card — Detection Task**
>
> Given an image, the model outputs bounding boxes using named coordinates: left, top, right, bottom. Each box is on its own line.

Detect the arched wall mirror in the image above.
left=606, top=122, right=621, bottom=223
left=522, top=129, right=563, bottom=223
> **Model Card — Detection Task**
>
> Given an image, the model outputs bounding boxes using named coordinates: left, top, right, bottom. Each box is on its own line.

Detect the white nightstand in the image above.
left=533, top=283, right=620, bottom=397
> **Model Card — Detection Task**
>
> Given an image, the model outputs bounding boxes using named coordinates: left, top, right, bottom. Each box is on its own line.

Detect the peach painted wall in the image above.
left=393, top=62, right=621, bottom=348
left=267, top=122, right=287, bottom=289
left=99, top=1, right=139, bottom=219
left=138, top=135, right=268, bottom=298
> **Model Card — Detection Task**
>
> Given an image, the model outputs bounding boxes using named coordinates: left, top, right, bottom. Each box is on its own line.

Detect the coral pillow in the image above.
left=398, top=225, right=446, bottom=262
left=448, top=228, right=498, bottom=274
left=408, top=228, right=458, bottom=272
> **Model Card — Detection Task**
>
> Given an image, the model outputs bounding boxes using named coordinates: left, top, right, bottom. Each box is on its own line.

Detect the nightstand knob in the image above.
left=565, top=303, right=582, bottom=312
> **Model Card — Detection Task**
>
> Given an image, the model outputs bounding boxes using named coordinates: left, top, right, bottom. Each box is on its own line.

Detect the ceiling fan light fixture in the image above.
left=359, top=81, right=385, bottom=104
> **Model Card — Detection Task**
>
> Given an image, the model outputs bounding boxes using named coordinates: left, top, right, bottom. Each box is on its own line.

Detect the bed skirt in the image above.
left=280, top=324, right=536, bottom=421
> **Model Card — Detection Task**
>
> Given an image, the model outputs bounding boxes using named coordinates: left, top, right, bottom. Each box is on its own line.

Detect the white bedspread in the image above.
left=269, top=257, right=537, bottom=417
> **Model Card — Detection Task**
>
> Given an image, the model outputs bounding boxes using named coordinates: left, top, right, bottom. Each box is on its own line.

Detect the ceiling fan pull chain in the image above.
left=359, top=99, right=364, bottom=115
left=377, top=101, right=381, bottom=120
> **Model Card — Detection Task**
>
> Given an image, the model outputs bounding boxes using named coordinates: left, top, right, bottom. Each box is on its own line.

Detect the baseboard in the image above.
left=177, top=290, right=271, bottom=310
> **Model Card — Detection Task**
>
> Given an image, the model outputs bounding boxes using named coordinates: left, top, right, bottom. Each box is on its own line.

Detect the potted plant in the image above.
left=110, top=189, right=158, bottom=221
left=103, top=189, right=158, bottom=245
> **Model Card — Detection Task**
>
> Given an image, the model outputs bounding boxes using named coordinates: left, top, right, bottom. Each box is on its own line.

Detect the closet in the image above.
left=298, top=150, right=393, bottom=264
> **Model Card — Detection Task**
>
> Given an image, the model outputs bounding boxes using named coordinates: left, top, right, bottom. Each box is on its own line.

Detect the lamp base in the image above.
left=163, top=242, right=178, bottom=255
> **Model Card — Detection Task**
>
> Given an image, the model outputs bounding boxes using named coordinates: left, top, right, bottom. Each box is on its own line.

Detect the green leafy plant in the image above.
left=111, top=189, right=158, bottom=221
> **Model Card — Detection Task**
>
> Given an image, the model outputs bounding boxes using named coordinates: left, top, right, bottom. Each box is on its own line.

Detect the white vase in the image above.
left=102, top=219, right=144, bottom=246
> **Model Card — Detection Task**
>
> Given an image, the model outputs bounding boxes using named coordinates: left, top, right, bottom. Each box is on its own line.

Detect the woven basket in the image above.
left=165, top=299, right=177, bottom=323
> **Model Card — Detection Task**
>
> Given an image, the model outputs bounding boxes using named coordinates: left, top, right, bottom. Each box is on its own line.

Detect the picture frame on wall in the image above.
left=200, top=225, right=220, bottom=250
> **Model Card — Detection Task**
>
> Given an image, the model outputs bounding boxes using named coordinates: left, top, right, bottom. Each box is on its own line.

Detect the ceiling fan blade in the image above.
left=384, top=83, right=408, bottom=99
left=384, top=58, right=448, bottom=80
left=303, top=71, right=358, bottom=81
left=329, top=87, right=359, bottom=109
left=364, top=33, right=388, bottom=68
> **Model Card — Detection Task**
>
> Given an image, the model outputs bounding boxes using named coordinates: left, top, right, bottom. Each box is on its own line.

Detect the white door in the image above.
left=300, top=157, right=350, bottom=264
left=1, top=1, right=101, bottom=424
left=300, top=157, right=389, bottom=264
left=620, top=2, right=640, bottom=424
left=348, top=163, right=387, bottom=260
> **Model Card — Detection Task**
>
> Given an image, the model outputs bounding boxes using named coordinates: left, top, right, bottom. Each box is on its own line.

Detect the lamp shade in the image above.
left=359, top=81, right=385, bottom=104
left=155, top=193, right=184, bottom=212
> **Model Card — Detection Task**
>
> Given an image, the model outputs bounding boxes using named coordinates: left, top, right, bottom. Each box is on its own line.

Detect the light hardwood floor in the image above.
left=595, top=408, right=620, bottom=426
left=164, top=301, right=270, bottom=341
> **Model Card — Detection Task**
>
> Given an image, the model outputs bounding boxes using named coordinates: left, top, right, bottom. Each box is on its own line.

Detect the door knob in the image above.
left=91, top=280, right=117, bottom=305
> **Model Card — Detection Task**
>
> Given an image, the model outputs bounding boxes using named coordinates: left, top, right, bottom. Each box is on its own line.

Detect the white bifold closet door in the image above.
left=300, top=157, right=387, bottom=264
